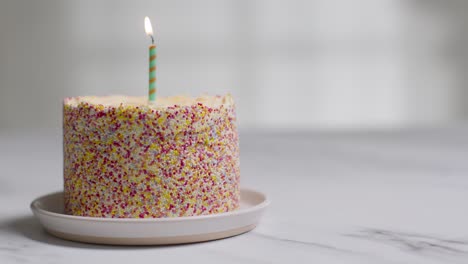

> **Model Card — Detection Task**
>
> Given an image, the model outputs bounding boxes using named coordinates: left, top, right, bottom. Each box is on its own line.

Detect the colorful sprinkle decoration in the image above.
left=63, top=95, right=240, bottom=218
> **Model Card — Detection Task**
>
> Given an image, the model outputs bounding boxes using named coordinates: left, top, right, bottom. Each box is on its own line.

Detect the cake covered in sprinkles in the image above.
left=63, top=94, right=240, bottom=218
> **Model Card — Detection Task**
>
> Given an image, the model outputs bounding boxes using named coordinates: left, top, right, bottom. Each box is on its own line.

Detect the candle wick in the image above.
left=150, top=35, right=154, bottom=45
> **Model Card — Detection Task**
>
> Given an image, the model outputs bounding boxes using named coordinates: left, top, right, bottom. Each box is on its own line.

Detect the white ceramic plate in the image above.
left=31, top=188, right=269, bottom=245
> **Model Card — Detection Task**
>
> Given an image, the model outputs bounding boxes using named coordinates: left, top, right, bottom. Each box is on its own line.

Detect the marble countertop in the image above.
left=1, top=128, right=468, bottom=263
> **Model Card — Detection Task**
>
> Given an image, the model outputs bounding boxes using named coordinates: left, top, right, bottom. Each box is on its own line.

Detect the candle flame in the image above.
left=144, top=16, right=153, bottom=36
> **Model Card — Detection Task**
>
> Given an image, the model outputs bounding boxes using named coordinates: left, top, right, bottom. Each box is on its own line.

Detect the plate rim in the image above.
left=31, top=188, right=270, bottom=223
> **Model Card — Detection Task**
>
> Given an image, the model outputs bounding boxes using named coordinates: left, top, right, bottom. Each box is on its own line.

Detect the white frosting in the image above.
left=64, top=94, right=234, bottom=109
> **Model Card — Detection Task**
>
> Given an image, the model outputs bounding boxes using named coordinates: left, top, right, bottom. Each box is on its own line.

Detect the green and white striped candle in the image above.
left=145, top=17, right=157, bottom=103
left=148, top=45, right=156, bottom=102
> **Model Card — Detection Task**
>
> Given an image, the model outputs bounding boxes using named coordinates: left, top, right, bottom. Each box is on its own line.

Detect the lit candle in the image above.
left=145, top=17, right=156, bottom=103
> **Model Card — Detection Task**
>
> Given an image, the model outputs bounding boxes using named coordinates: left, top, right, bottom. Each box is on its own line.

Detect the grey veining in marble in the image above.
left=1, top=128, right=468, bottom=263
left=347, top=229, right=468, bottom=253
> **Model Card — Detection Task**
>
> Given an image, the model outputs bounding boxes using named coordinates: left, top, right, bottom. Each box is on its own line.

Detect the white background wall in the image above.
left=1, top=0, right=467, bottom=132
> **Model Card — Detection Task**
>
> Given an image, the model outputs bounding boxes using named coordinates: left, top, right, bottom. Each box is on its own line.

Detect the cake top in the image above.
left=64, top=94, right=234, bottom=109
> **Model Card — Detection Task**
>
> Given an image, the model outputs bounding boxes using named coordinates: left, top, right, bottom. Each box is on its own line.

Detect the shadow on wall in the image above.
left=404, top=0, right=468, bottom=123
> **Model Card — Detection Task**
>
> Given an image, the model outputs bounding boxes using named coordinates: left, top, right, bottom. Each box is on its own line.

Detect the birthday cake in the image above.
left=63, top=94, right=240, bottom=218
